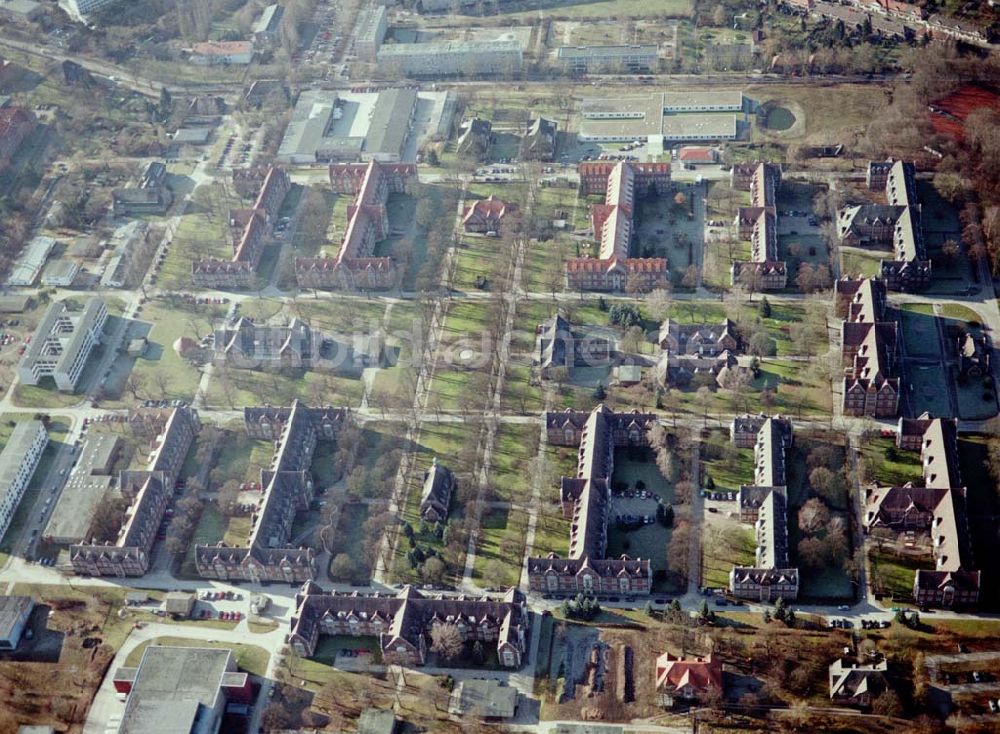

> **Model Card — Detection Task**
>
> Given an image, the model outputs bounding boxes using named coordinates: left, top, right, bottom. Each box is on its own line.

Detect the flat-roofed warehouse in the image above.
left=277, top=88, right=416, bottom=164
left=277, top=88, right=452, bottom=164
left=578, top=90, right=743, bottom=142
left=43, top=433, right=120, bottom=545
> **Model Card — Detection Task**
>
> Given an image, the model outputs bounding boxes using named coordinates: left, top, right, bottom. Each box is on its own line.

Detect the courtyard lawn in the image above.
left=840, top=247, right=884, bottom=279
left=860, top=436, right=921, bottom=486
left=453, top=237, right=503, bottom=293
left=327, top=503, right=372, bottom=583
left=312, top=634, right=383, bottom=666
left=700, top=434, right=754, bottom=492
left=869, top=550, right=922, bottom=603
left=205, top=368, right=364, bottom=410
left=441, top=300, right=491, bottom=336
left=504, top=0, right=693, bottom=20
left=179, top=505, right=226, bottom=577
left=899, top=306, right=941, bottom=358
left=211, top=430, right=273, bottom=486
left=906, top=363, right=952, bottom=418
left=295, top=298, right=389, bottom=334
left=702, top=522, right=755, bottom=589
left=118, top=300, right=225, bottom=405
left=473, top=507, right=527, bottom=588
left=426, top=367, right=482, bottom=413
left=157, top=184, right=236, bottom=291
left=940, top=303, right=983, bottom=325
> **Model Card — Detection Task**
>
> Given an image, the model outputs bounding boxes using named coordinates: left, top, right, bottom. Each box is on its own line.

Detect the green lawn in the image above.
left=473, top=507, right=526, bottom=588
left=490, top=422, right=540, bottom=502
left=839, top=247, right=884, bottom=279
left=860, top=436, right=921, bottom=486
left=702, top=523, right=755, bottom=589
left=500, top=366, right=546, bottom=415
left=700, top=436, right=754, bottom=492
left=205, top=368, right=364, bottom=410
left=869, top=550, right=921, bottom=603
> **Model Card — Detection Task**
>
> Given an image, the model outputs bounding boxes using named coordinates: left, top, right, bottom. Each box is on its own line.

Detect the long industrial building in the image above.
left=578, top=91, right=743, bottom=143
left=278, top=89, right=418, bottom=164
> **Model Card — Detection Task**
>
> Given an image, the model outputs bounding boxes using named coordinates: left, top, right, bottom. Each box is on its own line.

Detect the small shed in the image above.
left=163, top=592, right=195, bottom=618
left=614, top=364, right=643, bottom=387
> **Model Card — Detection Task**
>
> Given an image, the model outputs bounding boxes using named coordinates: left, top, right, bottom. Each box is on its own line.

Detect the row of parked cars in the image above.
left=199, top=609, right=242, bottom=621
left=200, top=590, right=243, bottom=601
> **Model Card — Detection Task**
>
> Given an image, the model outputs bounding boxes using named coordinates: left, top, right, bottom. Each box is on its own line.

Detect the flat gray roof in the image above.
left=0, top=295, right=30, bottom=313
left=557, top=44, right=657, bottom=59
left=21, top=298, right=106, bottom=383
left=253, top=3, right=283, bottom=33
left=377, top=38, right=522, bottom=57
left=662, top=113, right=737, bottom=139
left=45, top=433, right=119, bottom=543
left=172, top=128, right=211, bottom=144
left=449, top=679, right=517, bottom=718
left=278, top=90, right=338, bottom=161
left=0, top=0, right=42, bottom=18
left=663, top=90, right=743, bottom=109
left=0, top=595, right=34, bottom=641
left=356, top=4, right=386, bottom=42
left=7, top=236, right=55, bottom=287
left=365, top=87, right=416, bottom=158
left=120, top=646, right=234, bottom=734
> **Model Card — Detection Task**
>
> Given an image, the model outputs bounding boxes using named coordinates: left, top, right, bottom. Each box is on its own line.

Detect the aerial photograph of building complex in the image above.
left=1, top=0, right=1000, bottom=732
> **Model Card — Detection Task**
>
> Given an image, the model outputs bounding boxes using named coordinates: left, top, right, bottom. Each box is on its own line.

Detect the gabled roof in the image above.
left=655, top=652, right=723, bottom=693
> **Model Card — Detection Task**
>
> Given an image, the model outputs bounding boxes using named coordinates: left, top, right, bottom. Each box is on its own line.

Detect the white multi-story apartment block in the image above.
left=58, top=0, right=121, bottom=20
left=355, top=5, right=388, bottom=62
left=17, top=298, right=107, bottom=392
left=0, top=421, right=47, bottom=542
left=376, top=39, right=522, bottom=76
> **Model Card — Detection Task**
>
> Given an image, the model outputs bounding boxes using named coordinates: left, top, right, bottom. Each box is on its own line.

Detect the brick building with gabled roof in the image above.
left=71, top=407, right=200, bottom=577
left=729, top=416, right=799, bottom=602
left=419, top=459, right=454, bottom=523
left=193, top=165, right=289, bottom=288
left=837, top=277, right=900, bottom=418
left=528, top=405, right=654, bottom=597
left=731, top=163, right=787, bottom=290
left=195, top=401, right=349, bottom=583
left=863, top=417, right=980, bottom=608
left=463, top=194, right=510, bottom=234
left=295, top=161, right=414, bottom=291
left=655, top=652, right=723, bottom=707
left=565, top=161, right=670, bottom=293
left=0, top=106, right=35, bottom=166
left=287, top=583, right=529, bottom=668
left=839, top=161, right=930, bottom=291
